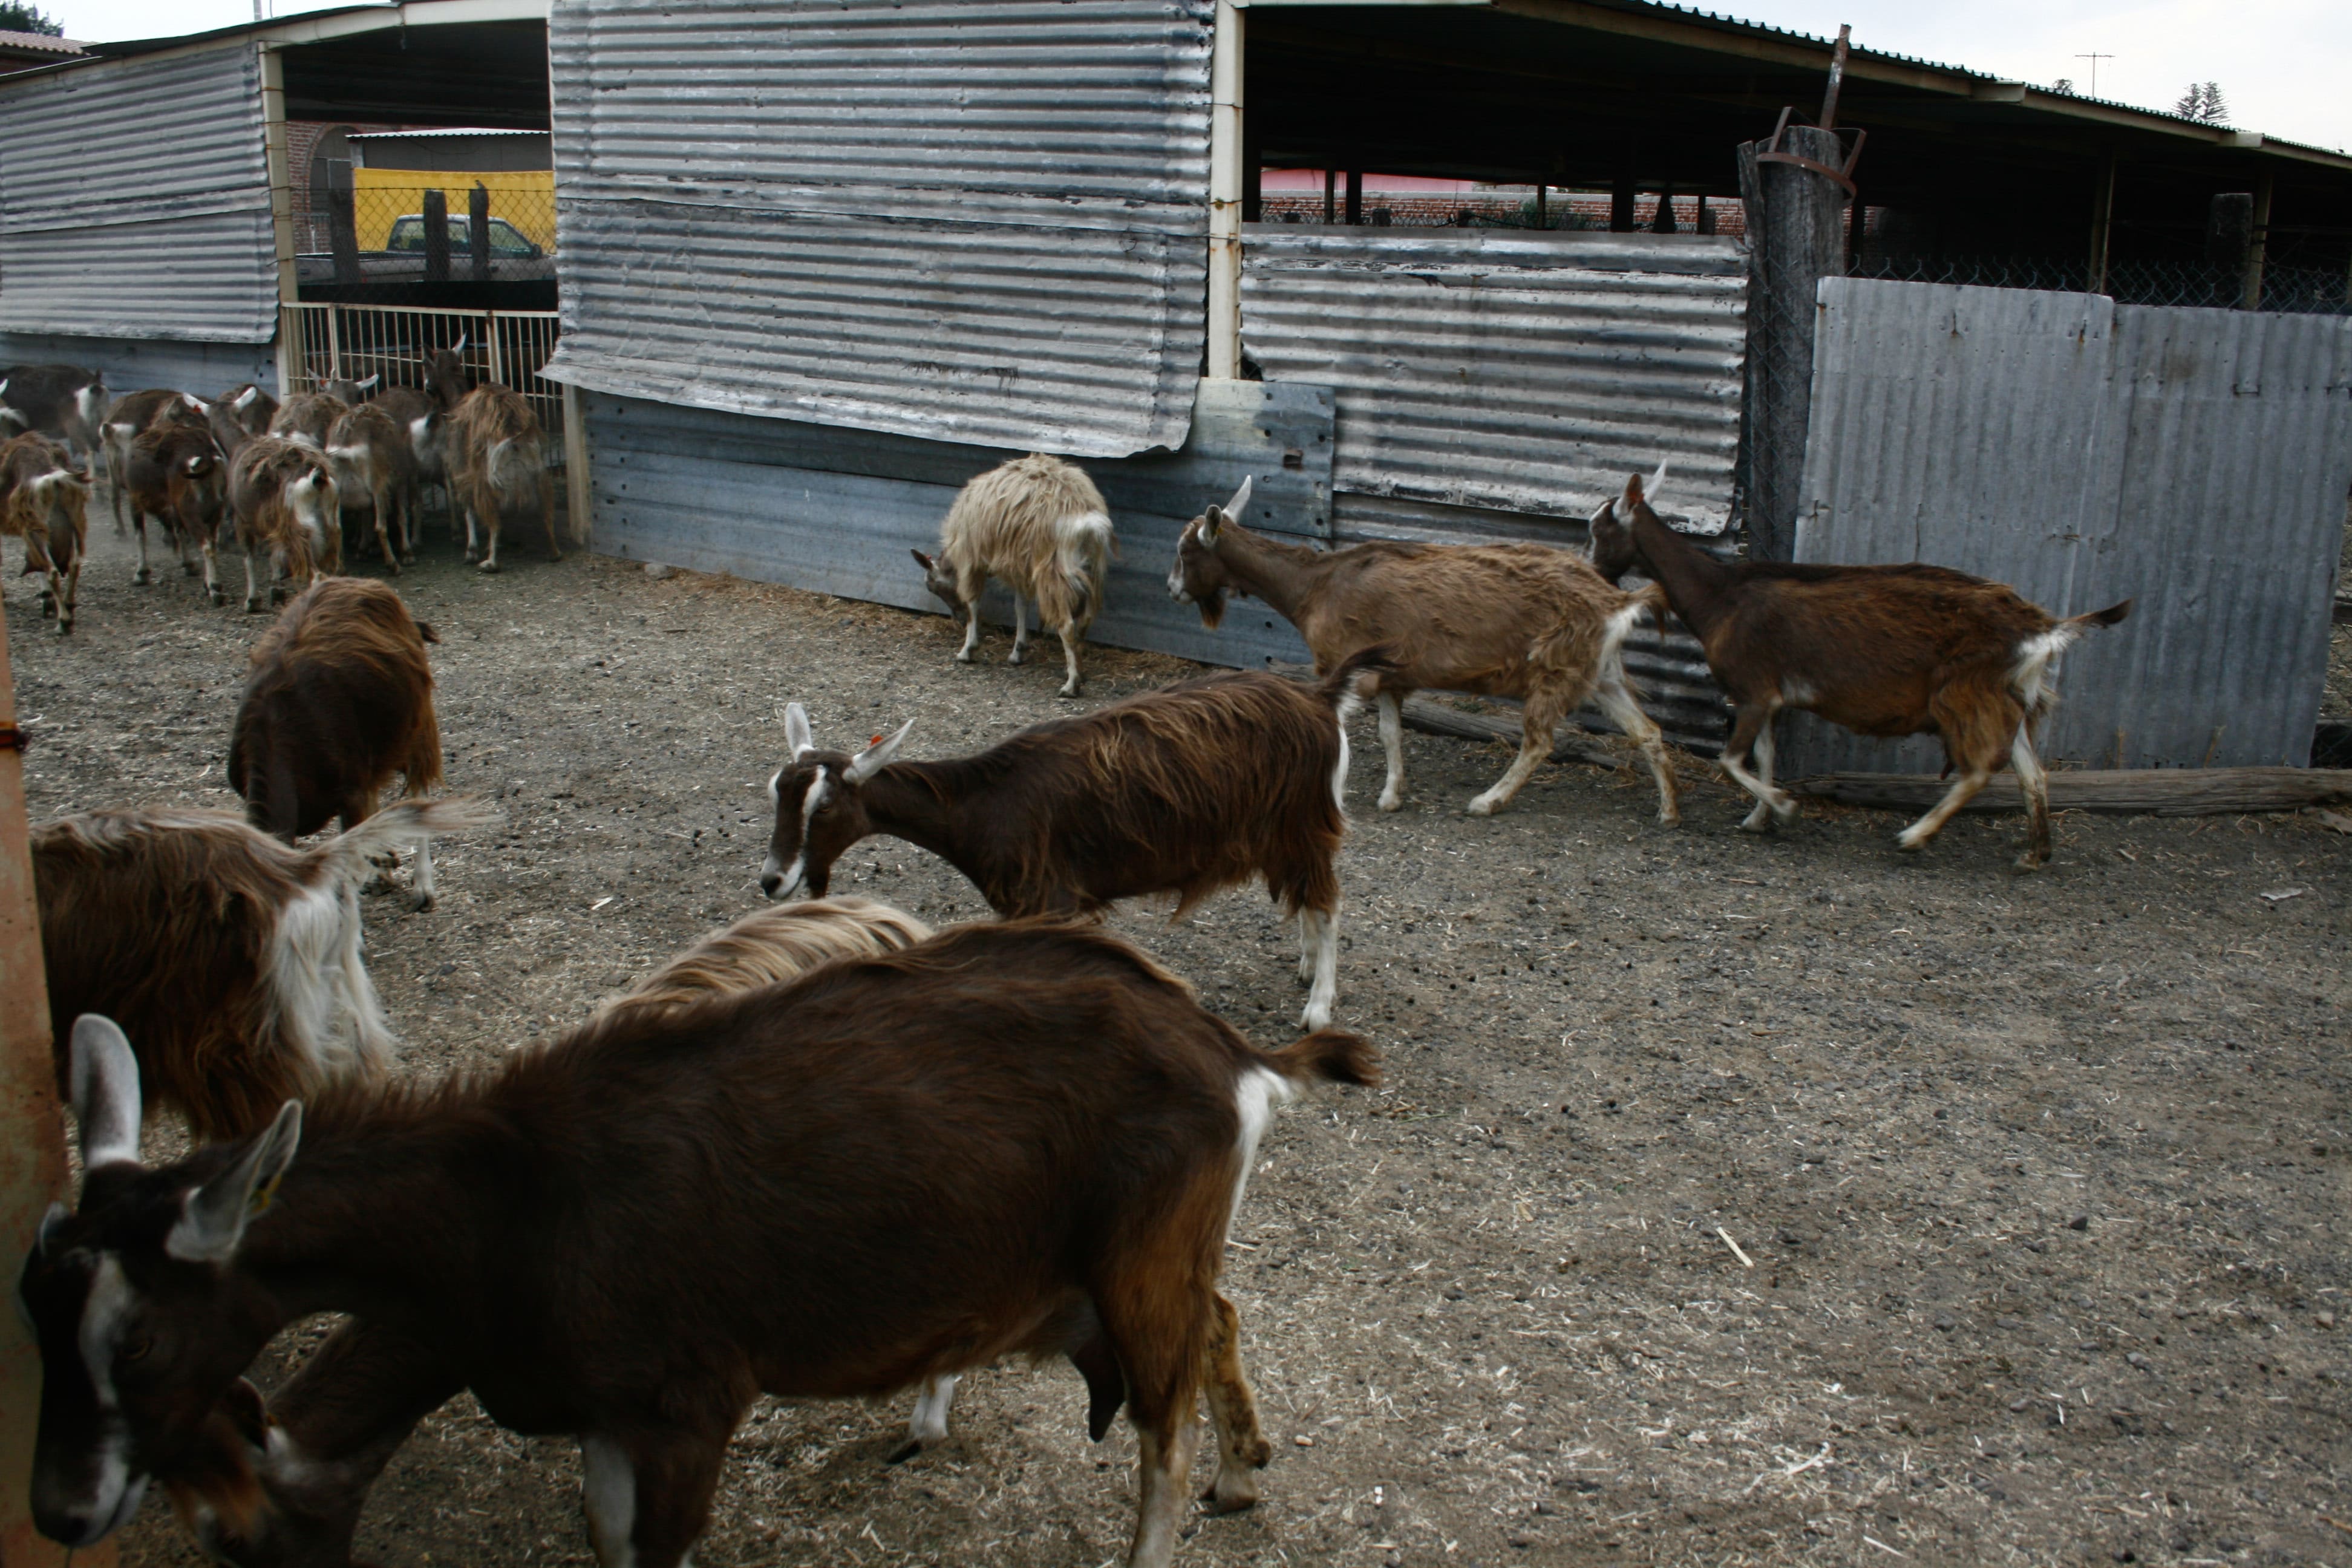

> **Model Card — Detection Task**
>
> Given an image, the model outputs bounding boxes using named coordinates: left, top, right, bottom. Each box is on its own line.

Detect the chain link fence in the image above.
left=1849, top=251, right=2351, bottom=315
left=299, top=181, right=558, bottom=292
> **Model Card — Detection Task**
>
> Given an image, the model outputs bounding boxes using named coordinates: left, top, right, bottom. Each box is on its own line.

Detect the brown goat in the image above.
left=324, top=402, right=419, bottom=569
left=763, top=650, right=1387, bottom=1028
left=24, top=924, right=1377, bottom=1567
left=30, top=798, right=490, bottom=1142
left=227, top=436, right=340, bottom=612
left=1589, top=466, right=2133, bottom=868
left=228, top=578, right=447, bottom=908
left=99, top=388, right=209, bottom=533
left=0, top=432, right=89, bottom=634
left=124, top=421, right=230, bottom=602
left=436, top=382, right=557, bottom=572
left=1170, top=477, right=1683, bottom=821
left=268, top=393, right=348, bottom=452
left=209, top=384, right=279, bottom=459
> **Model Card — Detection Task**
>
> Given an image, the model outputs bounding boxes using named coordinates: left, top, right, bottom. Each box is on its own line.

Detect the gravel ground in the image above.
left=12, top=514, right=2348, bottom=1568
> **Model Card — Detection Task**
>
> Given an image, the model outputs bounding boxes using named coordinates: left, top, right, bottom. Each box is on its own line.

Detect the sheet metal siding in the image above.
left=0, top=45, right=276, bottom=342
left=1791, top=279, right=2352, bottom=772
left=1241, top=229, right=1748, bottom=533
left=0, top=332, right=279, bottom=401
left=583, top=385, right=1322, bottom=673
left=546, top=0, right=1213, bottom=458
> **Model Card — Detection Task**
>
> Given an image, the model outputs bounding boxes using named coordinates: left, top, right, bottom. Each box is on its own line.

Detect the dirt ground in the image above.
left=11, top=512, right=2348, bottom=1568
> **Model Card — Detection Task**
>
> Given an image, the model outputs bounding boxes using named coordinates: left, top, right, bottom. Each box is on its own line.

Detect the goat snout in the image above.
left=1166, top=564, right=1191, bottom=604
left=759, top=855, right=805, bottom=900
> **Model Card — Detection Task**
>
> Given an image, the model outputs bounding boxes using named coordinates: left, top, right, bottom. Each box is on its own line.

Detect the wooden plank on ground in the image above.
left=1788, top=768, right=2352, bottom=817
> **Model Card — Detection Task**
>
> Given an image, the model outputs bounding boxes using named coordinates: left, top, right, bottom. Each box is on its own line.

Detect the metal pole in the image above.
left=0, top=599, right=99, bottom=1568
left=1206, top=0, right=1244, bottom=381
left=2239, top=168, right=2273, bottom=310
left=1737, top=123, right=1849, bottom=563
left=260, top=44, right=300, bottom=396
left=1322, top=167, right=1335, bottom=226
left=2088, top=153, right=2117, bottom=295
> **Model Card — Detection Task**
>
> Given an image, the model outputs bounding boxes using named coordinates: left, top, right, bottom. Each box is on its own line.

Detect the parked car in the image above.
left=384, top=214, right=545, bottom=260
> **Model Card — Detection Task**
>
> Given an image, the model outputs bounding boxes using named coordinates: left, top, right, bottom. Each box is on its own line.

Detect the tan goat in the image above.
left=325, top=402, right=419, bottom=569
left=228, top=436, right=341, bottom=613
left=0, top=432, right=89, bottom=635
left=1168, top=477, right=1681, bottom=821
left=440, top=384, right=558, bottom=572
left=913, top=452, right=1116, bottom=697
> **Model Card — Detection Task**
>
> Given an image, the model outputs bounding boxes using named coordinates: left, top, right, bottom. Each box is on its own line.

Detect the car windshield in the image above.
left=384, top=215, right=540, bottom=258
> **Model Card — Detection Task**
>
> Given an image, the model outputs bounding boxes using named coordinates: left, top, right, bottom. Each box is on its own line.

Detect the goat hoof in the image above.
left=953, top=652, right=976, bottom=665
left=1377, top=792, right=1403, bottom=812
left=1657, top=810, right=1682, bottom=828
left=1739, top=813, right=1774, bottom=834
left=411, top=890, right=437, bottom=912
left=56, top=620, right=72, bottom=636
left=885, top=1439, right=923, bottom=1466
left=1301, top=1002, right=1333, bottom=1031
left=244, top=600, right=264, bottom=614
left=2011, top=852, right=2046, bottom=875
left=1464, top=797, right=1500, bottom=818
left=477, top=560, right=501, bottom=574
left=1894, top=833, right=1929, bottom=854
left=1200, top=1479, right=1261, bottom=1515
left=132, top=568, right=152, bottom=586
left=1058, top=683, right=1082, bottom=699
left=208, top=590, right=225, bottom=607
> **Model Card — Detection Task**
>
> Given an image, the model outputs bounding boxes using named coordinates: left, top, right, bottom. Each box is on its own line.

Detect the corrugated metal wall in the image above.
left=1241, top=227, right=1746, bottom=751
left=0, top=46, right=276, bottom=343
left=583, top=377, right=1331, bottom=672
left=1791, top=278, right=2352, bottom=771
left=544, top=0, right=1214, bottom=458
left=0, top=332, right=277, bottom=402
left=1241, top=228, right=1747, bottom=532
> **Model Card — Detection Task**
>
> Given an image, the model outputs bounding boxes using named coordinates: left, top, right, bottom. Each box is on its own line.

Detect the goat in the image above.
left=22, top=924, right=1378, bottom=1567
left=1169, top=476, right=1682, bottom=822
left=0, top=363, right=105, bottom=465
left=98, top=388, right=209, bottom=533
left=365, top=384, right=445, bottom=520
left=912, top=453, right=1116, bottom=697
left=760, top=649, right=1386, bottom=1029
left=228, top=577, right=449, bottom=909
left=123, top=422, right=230, bottom=603
left=1588, top=465, right=2133, bottom=869
left=0, top=433, right=89, bottom=634
left=28, top=797, right=489, bottom=1143
left=227, top=437, right=340, bottom=613
left=209, top=384, right=279, bottom=459
left=317, top=373, right=380, bottom=403
left=433, top=382, right=558, bottom=572
left=268, top=393, right=347, bottom=452
left=324, top=403, right=419, bottom=569
left=420, top=340, right=473, bottom=411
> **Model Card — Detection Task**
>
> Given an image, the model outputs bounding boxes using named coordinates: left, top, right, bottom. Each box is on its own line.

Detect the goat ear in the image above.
left=846, top=717, right=913, bottom=783
left=784, top=701, right=815, bottom=761
left=70, top=1014, right=143, bottom=1171
left=1221, top=473, right=1253, bottom=519
left=35, top=1201, right=68, bottom=1258
left=167, top=1100, right=302, bottom=1267
left=1198, top=508, right=1223, bottom=547
left=910, top=548, right=933, bottom=571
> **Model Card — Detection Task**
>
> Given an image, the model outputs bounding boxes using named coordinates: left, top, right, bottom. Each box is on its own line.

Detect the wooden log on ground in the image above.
left=1788, top=768, right=2352, bottom=818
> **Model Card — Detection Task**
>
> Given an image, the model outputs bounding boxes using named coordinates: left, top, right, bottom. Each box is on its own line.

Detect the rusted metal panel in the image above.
left=1240, top=227, right=1748, bottom=532
left=1789, top=277, right=2352, bottom=771
left=0, top=44, right=276, bottom=342
left=543, top=0, right=1215, bottom=458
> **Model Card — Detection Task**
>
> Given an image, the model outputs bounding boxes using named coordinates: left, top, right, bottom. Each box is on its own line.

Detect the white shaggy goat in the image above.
left=912, top=453, right=1116, bottom=697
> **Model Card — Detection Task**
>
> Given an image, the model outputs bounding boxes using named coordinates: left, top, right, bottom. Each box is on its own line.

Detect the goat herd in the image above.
left=8, top=352, right=2137, bottom=1567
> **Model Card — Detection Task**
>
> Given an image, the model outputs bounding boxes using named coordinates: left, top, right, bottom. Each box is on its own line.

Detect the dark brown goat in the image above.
left=209, top=384, right=279, bottom=459
left=124, top=422, right=229, bottom=601
left=267, top=393, right=347, bottom=452
left=762, top=650, right=1387, bottom=1028
left=1589, top=466, right=2132, bottom=868
left=228, top=578, right=446, bottom=908
left=30, top=799, right=488, bottom=1142
left=0, top=362, right=105, bottom=462
left=22, top=925, right=1378, bottom=1567
left=0, top=432, right=89, bottom=633
left=99, top=388, right=209, bottom=532
left=227, top=437, right=340, bottom=612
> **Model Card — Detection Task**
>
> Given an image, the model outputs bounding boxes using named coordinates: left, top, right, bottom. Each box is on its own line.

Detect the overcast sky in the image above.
left=41, top=0, right=2351, bottom=155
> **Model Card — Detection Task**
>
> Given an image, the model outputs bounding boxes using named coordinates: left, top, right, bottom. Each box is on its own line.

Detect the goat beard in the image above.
left=1195, top=587, right=1228, bottom=630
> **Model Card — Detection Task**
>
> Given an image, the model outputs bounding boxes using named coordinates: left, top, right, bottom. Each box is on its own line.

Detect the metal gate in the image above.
left=279, top=301, right=566, bottom=441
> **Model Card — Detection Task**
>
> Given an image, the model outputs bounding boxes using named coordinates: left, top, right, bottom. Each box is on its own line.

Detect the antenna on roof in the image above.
left=2074, top=51, right=2113, bottom=99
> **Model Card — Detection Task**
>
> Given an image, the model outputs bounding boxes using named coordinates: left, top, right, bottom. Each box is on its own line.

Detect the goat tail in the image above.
left=1054, top=509, right=1116, bottom=629
left=2071, top=598, right=2134, bottom=631
left=1318, top=644, right=1397, bottom=722
left=311, top=797, right=495, bottom=890
left=1263, top=1028, right=1382, bottom=1091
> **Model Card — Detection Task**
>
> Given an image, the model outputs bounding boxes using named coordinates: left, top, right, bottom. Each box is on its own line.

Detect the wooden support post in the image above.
left=422, top=188, right=450, bottom=284
left=1322, top=167, right=1336, bottom=225
left=1696, top=192, right=1713, bottom=235
left=260, top=44, right=299, bottom=395
left=1344, top=169, right=1362, bottom=226
left=2240, top=168, right=2273, bottom=310
left=1737, top=123, right=1849, bottom=563
left=1612, top=139, right=1637, bottom=231
left=561, top=382, right=592, bottom=547
left=0, top=601, right=98, bottom=1568
left=468, top=183, right=492, bottom=281
left=2088, top=153, right=2117, bottom=294
left=1206, top=0, right=1244, bottom=380
left=328, top=165, right=361, bottom=287
left=1651, top=181, right=1677, bottom=233
left=1241, top=120, right=1261, bottom=223
left=1534, top=183, right=1547, bottom=229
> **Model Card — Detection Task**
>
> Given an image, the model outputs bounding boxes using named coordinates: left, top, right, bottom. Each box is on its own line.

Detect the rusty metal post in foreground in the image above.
left=422, top=188, right=451, bottom=284
left=1738, top=119, right=1853, bottom=562
left=0, top=602, right=99, bottom=1567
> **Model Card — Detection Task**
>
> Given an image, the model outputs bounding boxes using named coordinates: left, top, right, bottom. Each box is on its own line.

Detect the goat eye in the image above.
left=120, top=1332, right=154, bottom=1364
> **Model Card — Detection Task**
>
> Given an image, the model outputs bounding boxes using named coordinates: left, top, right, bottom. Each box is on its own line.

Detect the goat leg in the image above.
left=580, top=1429, right=731, bottom=1568
left=1301, top=899, right=1341, bottom=1030
left=2009, top=725, right=2053, bottom=871
left=1057, top=624, right=1083, bottom=698
left=54, top=559, right=76, bottom=635
left=372, top=483, right=400, bottom=575
left=1592, top=675, right=1682, bottom=827
left=955, top=601, right=982, bottom=664
left=1718, top=704, right=1792, bottom=831
left=539, top=464, right=561, bottom=561
left=134, top=514, right=154, bottom=586
left=889, top=1374, right=961, bottom=1462
left=1199, top=1292, right=1270, bottom=1515
left=1007, top=594, right=1028, bottom=664
left=1375, top=691, right=1407, bottom=812
left=1467, top=695, right=1564, bottom=816
left=476, top=489, right=503, bottom=573
left=1895, top=767, right=1994, bottom=853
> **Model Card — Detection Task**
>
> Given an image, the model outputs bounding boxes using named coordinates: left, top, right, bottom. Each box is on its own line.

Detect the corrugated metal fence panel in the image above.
left=544, top=0, right=1213, bottom=458
left=1241, top=228, right=1748, bottom=532
left=584, top=381, right=1319, bottom=672
left=0, top=46, right=276, bottom=342
left=1790, top=278, right=2352, bottom=772
left=0, top=332, right=278, bottom=402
